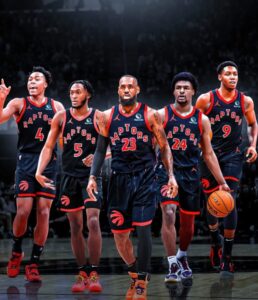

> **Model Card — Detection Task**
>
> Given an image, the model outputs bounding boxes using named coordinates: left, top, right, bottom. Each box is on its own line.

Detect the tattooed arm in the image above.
left=148, top=107, right=178, bottom=198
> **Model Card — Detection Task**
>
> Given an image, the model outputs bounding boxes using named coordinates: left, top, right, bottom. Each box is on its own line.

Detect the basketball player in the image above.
left=196, top=61, right=257, bottom=275
left=36, top=80, right=102, bottom=293
left=156, top=72, right=230, bottom=283
left=0, top=67, right=64, bottom=282
left=87, top=75, right=178, bottom=299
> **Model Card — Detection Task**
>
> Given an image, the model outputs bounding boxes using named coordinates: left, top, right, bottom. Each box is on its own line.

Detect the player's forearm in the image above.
left=36, top=147, right=53, bottom=176
left=248, top=123, right=258, bottom=148
left=203, top=151, right=226, bottom=185
left=90, top=135, right=109, bottom=177
left=160, top=144, right=174, bottom=178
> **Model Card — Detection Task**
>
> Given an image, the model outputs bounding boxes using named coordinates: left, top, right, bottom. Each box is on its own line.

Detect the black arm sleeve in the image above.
left=90, top=135, right=110, bottom=177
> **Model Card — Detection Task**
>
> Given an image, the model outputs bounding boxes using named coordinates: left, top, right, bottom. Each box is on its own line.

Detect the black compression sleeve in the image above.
left=90, top=135, right=109, bottom=177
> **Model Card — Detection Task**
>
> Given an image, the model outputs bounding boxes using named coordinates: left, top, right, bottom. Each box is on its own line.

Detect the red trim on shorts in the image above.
left=132, top=220, right=152, bottom=226
left=160, top=200, right=178, bottom=206
left=28, top=96, right=48, bottom=107
left=60, top=206, right=84, bottom=212
left=15, top=98, right=27, bottom=123
left=17, top=193, right=36, bottom=197
left=205, top=91, right=214, bottom=116
left=84, top=198, right=97, bottom=203
left=216, top=89, right=238, bottom=104
left=163, top=106, right=169, bottom=128
left=240, top=92, right=245, bottom=115
left=51, top=99, right=57, bottom=113
left=171, top=104, right=196, bottom=119
left=203, top=186, right=220, bottom=194
left=198, top=111, right=203, bottom=135
left=118, top=102, right=141, bottom=117
left=180, top=208, right=200, bottom=215
left=144, top=105, right=152, bottom=132
left=111, top=228, right=134, bottom=234
left=36, top=192, right=55, bottom=198
left=106, top=106, right=115, bottom=134
left=224, top=176, right=239, bottom=182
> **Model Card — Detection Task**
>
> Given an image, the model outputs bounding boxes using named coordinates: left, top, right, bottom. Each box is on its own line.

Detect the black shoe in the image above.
left=220, top=256, right=234, bottom=277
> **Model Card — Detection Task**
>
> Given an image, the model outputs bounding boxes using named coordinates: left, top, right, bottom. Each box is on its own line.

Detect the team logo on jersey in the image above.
left=27, top=105, right=32, bottom=110
left=234, top=101, right=240, bottom=108
left=45, top=104, right=52, bottom=110
left=68, top=118, right=73, bottom=124
left=61, top=195, right=70, bottom=206
left=201, top=178, right=210, bottom=189
left=110, top=210, right=124, bottom=226
left=85, top=118, right=92, bottom=124
left=114, top=114, right=121, bottom=121
left=134, top=113, right=143, bottom=121
left=214, top=101, right=221, bottom=107
left=189, top=117, right=197, bottom=125
left=170, top=114, right=176, bottom=121
left=19, top=180, right=29, bottom=191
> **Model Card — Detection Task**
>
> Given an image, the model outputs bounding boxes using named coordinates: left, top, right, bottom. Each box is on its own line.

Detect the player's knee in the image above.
left=16, top=207, right=31, bottom=219
left=161, top=205, right=176, bottom=226
left=37, top=207, right=50, bottom=220
left=87, top=215, right=100, bottom=232
left=70, top=220, right=83, bottom=234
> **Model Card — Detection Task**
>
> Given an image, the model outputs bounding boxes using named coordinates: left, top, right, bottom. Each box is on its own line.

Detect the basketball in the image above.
left=207, top=190, right=234, bottom=218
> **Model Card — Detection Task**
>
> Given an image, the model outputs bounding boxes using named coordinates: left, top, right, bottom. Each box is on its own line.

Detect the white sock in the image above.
left=176, top=249, right=187, bottom=260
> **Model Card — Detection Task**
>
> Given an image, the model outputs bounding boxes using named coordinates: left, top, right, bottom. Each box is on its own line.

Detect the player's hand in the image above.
left=219, top=183, right=231, bottom=192
left=246, top=146, right=257, bottom=163
left=0, top=79, right=11, bottom=102
left=35, top=173, right=55, bottom=190
left=86, top=176, right=98, bottom=201
left=82, top=154, right=94, bottom=167
left=166, top=175, right=178, bottom=198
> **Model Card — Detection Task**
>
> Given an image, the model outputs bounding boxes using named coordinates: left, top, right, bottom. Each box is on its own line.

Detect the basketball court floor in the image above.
left=0, top=236, right=258, bottom=299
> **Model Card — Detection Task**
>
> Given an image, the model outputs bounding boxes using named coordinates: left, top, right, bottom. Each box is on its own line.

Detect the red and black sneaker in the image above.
left=71, top=271, right=88, bottom=293
left=7, top=252, right=24, bottom=278
left=25, top=264, right=41, bottom=282
left=210, top=244, right=223, bottom=269
left=220, top=256, right=234, bottom=277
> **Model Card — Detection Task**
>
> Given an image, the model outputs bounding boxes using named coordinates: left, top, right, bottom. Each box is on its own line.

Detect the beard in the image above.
left=72, top=99, right=87, bottom=109
left=119, top=95, right=137, bottom=107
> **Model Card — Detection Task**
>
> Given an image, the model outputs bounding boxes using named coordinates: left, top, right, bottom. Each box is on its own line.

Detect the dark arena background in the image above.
left=0, top=0, right=258, bottom=299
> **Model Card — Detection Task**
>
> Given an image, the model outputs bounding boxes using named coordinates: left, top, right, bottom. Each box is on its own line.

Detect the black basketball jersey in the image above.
left=205, top=89, right=244, bottom=152
left=160, top=104, right=202, bottom=168
left=16, top=97, right=57, bottom=153
left=62, top=108, right=98, bottom=177
left=108, top=103, right=156, bottom=173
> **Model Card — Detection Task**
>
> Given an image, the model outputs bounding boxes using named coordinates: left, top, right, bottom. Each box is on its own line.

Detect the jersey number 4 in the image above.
left=35, top=128, right=44, bottom=141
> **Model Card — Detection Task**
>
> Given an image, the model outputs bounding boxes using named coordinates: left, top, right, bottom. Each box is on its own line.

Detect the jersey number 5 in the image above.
left=74, top=143, right=83, bottom=157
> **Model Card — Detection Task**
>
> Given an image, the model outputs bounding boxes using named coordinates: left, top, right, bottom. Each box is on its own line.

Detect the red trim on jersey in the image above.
left=17, top=193, right=36, bottom=197
left=28, top=96, right=48, bottom=107
left=51, top=99, right=57, bottom=113
left=118, top=102, right=141, bottom=117
left=144, top=105, right=152, bottom=132
left=215, top=89, right=238, bottom=104
left=60, top=206, right=84, bottom=212
left=61, top=111, right=67, bottom=140
left=132, top=220, right=152, bottom=226
left=224, top=176, right=239, bottom=182
left=198, top=111, right=203, bottom=135
left=180, top=208, right=200, bottom=215
left=15, top=98, right=27, bottom=123
left=93, top=110, right=100, bottom=134
left=205, top=91, right=214, bottom=115
left=160, top=200, right=179, bottom=206
left=240, top=92, right=245, bottom=115
left=163, top=106, right=169, bottom=128
left=106, top=106, right=115, bottom=134
left=171, top=104, right=196, bottom=119
left=69, top=107, right=92, bottom=121
left=36, top=192, right=55, bottom=198
left=111, top=228, right=134, bottom=234
left=203, top=185, right=220, bottom=194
